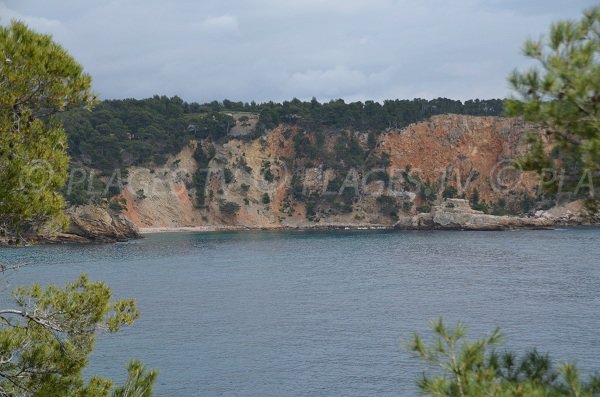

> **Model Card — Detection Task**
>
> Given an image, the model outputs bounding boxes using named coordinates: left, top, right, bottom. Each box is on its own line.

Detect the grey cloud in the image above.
left=1, top=0, right=597, bottom=103
left=198, top=15, right=239, bottom=32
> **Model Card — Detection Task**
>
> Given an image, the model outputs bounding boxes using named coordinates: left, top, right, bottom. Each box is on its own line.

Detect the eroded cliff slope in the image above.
left=120, top=114, right=547, bottom=231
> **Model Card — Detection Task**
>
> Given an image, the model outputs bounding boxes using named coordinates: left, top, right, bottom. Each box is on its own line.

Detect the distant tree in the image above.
left=262, top=193, right=271, bottom=205
left=108, top=197, right=127, bottom=213
left=521, top=192, right=535, bottom=214
left=506, top=6, right=600, bottom=197
left=471, top=189, right=480, bottom=206
left=192, top=145, right=214, bottom=207
left=367, top=131, right=377, bottom=150
left=263, top=168, right=274, bottom=183
left=365, top=170, right=390, bottom=187
left=443, top=186, right=458, bottom=199
left=376, top=195, right=398, bottom=220
left=223, top=168, right=234, bottom=184
left=136, top=189, right=147, bottom=200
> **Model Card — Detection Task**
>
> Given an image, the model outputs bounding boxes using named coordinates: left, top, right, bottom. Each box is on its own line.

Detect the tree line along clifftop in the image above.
left=60, top=96, right=504, bottom=171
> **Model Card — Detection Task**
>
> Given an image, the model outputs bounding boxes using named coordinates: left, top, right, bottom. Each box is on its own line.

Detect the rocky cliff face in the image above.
left=122, top=143, right=201, bottom=229
left=119, top=114, right=551, bottom=231
left=41, top=205, right=140, bottom=244
left=379, top=114, right=539, bottom=204
left=4, top=113, right=591, bottom=246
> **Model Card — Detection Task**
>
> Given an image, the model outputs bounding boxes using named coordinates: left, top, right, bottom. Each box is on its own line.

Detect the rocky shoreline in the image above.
left=138, top=199, right=599, bottom=234
left=394, top=198, right=552, bottom=231
left=138, top=224, right=393, bottom=234
left=395, top=199, right=600, bottom=231
left=37, top=205, right=141, bottom=244
left=4, top=199, right=597, bottom=246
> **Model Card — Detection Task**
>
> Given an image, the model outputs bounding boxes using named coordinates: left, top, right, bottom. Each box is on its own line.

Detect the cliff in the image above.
left=116, top=114, right=574, bottom=231
left=40, top=205, right=140, bottom=244
left=5, top=113, right=592, bottom=246
left=378, top=115, right=539, bottom=204
left=43, top=113, right=597, bottom=239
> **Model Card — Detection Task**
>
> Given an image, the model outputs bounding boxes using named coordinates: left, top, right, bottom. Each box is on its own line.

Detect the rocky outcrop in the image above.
left=534, top=200, right=600, bottom=226
left=395, top=199, right=553, bottom=230
left=41, top=205, right=140, bottom=244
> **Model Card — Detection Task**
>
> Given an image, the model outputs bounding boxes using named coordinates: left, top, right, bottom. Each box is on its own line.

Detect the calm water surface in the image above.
left=1, top=228, right=599, bottom=396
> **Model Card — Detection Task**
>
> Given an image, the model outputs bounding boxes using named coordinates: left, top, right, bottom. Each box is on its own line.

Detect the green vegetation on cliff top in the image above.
left=60, top=96, right=504, bottom=171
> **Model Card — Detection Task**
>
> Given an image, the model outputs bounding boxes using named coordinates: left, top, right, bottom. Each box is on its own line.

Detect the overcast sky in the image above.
left=1, top=0, right=596, bottom=103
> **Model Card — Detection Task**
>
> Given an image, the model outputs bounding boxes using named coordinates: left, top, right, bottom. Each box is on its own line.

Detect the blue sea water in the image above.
left=1, top=228, right=599, bottom=396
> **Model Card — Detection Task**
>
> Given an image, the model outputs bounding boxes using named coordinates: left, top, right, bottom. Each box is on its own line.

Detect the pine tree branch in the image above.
left=0, top=310, right=64, bottom=333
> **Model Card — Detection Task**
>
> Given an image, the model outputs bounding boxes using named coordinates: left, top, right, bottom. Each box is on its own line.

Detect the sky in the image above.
left=1, top=0, right=597, bottom=103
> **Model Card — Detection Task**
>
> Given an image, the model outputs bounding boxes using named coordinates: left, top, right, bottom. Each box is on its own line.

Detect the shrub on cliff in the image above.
left=416, top=205, right=432, bottom=213
left=219, top=200, right=241, bottom=215
left=376, top=195, right=399, bottom=221
left=192, top=145, right=214, bottom=207
left=443, top=186, right=458, bottom=199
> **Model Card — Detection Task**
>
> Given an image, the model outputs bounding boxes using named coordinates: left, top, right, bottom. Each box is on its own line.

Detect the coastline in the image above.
left=13, top=221, right=599, bottom=247
left=25, top=199, right=596, bottom=244
left=137, top=223, right=600, bottom=235
left=138, top=224, right=393, bottom=234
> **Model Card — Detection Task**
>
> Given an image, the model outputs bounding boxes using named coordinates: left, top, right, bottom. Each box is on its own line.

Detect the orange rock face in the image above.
left=379, top=114, right=538, bottom=204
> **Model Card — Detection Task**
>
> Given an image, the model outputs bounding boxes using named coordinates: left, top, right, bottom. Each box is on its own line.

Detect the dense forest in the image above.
left=61, top=96, right=504, bottom=171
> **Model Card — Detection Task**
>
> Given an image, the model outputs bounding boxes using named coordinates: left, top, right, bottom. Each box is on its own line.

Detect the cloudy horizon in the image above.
left=1, top=0, right=596, bottom=104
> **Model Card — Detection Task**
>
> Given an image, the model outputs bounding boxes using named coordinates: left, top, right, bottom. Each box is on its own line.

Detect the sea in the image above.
left=1, top=228, right=599, bottom=396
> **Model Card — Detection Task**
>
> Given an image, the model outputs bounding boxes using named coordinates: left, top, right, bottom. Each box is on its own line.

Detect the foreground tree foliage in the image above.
left=1, top=21, right=156, bottom=395
left=0, top=21, right=96, bottom=236
left=0, top=274, right=156, bottom=397
left=410, top=319, right=600, bottom=397
left=506, top=6, right=600, bottom=197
